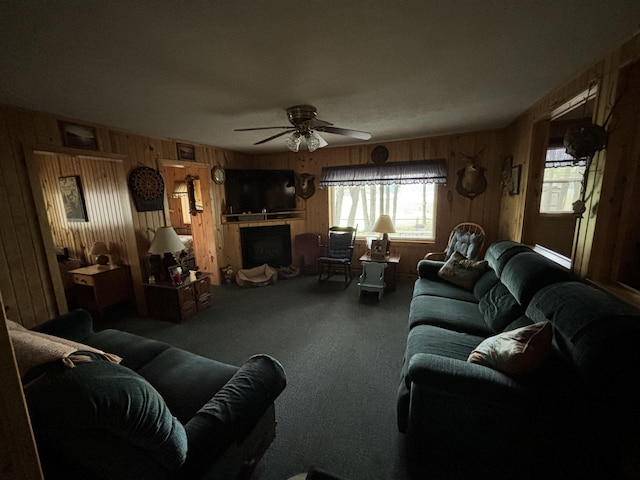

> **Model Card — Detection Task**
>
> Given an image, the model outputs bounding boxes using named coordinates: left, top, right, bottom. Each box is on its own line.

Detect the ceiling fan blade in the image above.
left=254, top=130, right=292, bottom=145
left=316, top=125, right=372, bottom=140
left=310, top=118, right=334, bottom=127
left=234, top=126, right=292, bottom=131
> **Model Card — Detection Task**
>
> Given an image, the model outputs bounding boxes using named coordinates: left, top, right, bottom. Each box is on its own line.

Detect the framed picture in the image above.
left=59, top=175, right=88, bottom=222
left=59, top=121, right=99, bottom=150
left=510, top=165, right=522, bottom=195
left=371, top=239, right=388, bottom=259
left=168, top=265, right=184, bottom=285
left=177, top=143, right=195, bottom=161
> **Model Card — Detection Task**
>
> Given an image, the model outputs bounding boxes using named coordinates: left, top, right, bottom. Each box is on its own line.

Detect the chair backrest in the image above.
left=327, top=226, right=357, bottom=259
left=445, top=222, right=486, bottom=260
left=360, top=261, right=387, bottom=282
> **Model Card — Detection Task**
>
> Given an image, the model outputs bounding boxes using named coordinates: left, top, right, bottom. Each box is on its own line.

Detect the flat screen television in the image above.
left=224, top=169, right=296, bottom=214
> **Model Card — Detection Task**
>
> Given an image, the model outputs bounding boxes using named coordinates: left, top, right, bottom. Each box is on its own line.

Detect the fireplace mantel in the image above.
left=222, top=210, right=305, bottom=224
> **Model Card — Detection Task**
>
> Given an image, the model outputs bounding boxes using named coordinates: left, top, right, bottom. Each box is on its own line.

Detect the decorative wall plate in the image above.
left=128, top=166, right=165, bottom=211
left=371, top=145, right=389, bottom=165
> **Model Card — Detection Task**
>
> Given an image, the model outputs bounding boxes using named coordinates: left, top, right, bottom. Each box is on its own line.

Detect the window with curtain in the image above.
left=319, top=159, right=446, bottom=240
left=539, top=146, right=586, bottom=213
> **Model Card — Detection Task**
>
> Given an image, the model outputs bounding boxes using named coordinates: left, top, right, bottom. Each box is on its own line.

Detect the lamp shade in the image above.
left=372, top=215, right=396, bottom=234
left=89, top=241, right=109, bottom=256
left=148, top=227, right=185, bottom=254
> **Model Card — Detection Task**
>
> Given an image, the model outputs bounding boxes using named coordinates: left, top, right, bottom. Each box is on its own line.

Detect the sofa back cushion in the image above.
left=25, top=355, right=188, bottom=475
left=500, top=251, right=572, bottom=306
left=484, top=241, right=532, bottom=276
left=479, top=283, right=525, bottom=332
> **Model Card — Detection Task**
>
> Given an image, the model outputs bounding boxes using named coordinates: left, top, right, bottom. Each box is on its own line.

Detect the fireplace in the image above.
left=240, top=224, right=292, bottom=269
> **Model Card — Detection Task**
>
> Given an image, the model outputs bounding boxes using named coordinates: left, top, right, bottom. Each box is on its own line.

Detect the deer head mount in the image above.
left=455, top=148, right=488, bottom=199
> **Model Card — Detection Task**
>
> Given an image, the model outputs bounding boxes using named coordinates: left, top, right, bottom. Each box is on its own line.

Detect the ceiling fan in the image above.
left=234, top=105, right=372, bottom=152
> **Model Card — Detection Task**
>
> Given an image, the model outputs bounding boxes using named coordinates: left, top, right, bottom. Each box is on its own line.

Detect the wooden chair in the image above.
left=358, top=261, right=387, bottom=300
left=318, top=226, right=358, bottom=286
left=425, top=222, right=486, bottom=261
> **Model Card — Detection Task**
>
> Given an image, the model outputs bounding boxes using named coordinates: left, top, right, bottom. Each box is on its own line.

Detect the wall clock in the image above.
left=128, top=166, right=165, bottom=212
left=211, top=166, right=225, bottom=184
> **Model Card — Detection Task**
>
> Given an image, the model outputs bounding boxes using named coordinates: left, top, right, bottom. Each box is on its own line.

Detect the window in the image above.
left=329, top=184, right=436, bottom=239
left=321, top=160, right=445, bottom=240
left=540, top=146, right=586, bottom=214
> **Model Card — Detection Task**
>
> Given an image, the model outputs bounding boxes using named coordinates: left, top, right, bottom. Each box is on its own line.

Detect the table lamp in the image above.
left=148, top=226, right=186, bottom=278
left=372, top=214, right=396, bottom=255
left=89, top=241, right=110, bottom=266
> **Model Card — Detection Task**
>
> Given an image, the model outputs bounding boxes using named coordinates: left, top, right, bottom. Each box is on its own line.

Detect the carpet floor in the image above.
left=101, top=274, right=423, bottom=480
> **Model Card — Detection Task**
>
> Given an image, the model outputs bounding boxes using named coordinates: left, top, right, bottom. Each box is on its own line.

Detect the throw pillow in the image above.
left=478, top=283, right=524, bottom=332
left=437, top=251, right=488, bottom=290
left=468, top=321, right=553, bottom=375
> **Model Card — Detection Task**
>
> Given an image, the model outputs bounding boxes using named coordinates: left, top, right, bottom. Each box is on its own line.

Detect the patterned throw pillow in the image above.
left=437, top=251, right=488, bottom=290
left=468, top=321, right=553, bottom=376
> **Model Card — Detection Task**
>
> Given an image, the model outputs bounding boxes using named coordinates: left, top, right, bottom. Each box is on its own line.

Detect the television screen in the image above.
left=224, top=169, right=296, bottom=214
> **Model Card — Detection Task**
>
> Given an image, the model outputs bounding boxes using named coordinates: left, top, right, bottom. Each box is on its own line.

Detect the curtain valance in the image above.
left=319, top=159, right=447, bottom=188
left=545, top=147, right=587, bottom=168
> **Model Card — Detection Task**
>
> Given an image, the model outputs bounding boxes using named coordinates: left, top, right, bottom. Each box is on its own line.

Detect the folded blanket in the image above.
left=6, top=319, right=121, bottom=378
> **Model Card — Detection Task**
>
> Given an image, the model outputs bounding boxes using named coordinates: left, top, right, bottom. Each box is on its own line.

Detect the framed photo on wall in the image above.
left=59, top=175, right=88, bottom=222
left=177, top=143, right=195, bottom=160
left=59, top=121, right=99, bottom=150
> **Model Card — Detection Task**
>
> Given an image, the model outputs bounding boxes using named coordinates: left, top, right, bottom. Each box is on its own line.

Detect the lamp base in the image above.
left=382, top=233, right=391, bottom=255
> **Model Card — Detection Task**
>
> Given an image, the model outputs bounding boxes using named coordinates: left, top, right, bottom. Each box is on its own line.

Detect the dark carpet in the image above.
left=101, top=274, right=421, bottom=480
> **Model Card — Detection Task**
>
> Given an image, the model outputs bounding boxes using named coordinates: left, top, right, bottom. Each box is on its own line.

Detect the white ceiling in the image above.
left=1, top=1, right=639, bottom=154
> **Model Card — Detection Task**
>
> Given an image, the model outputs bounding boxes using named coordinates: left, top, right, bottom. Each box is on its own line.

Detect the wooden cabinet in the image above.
left=144, top=273, right=211, bottom=322
left=69, top=265, right=133, bottom=316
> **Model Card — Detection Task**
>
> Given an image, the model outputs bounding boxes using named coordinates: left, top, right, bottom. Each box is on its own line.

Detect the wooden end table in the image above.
left=70, top=265, right=133, bottom=316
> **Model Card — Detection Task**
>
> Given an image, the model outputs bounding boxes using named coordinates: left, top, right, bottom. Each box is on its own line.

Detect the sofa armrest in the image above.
left=31, top=308, right=95, bottom=341
left=407, top=353, right=523, bottom=402
left=417, top=259, right=445, bottom=280
left=182, top=354, right=286, bottom=475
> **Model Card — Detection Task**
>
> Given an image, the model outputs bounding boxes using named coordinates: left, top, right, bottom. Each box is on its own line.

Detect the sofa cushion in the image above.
left=500, top=252, right=572, bottom=306
left=25, top=354, right=188, bottom=472
left=484, top=241, right=532, bottom=276
left=468, top=321, right=553, bottom=376
left=409, top=295, right=494, bottom=336
left=437, top=252, right=488, bottom=291
left=412, top=277, right=478, bottom=303
left=479, top=283, right=525, bottom=332
left=87, top=329, right=172, bottom=372
left=403, top=324, right=486, bottom=385
left=137, top=347, right=239, bottom=424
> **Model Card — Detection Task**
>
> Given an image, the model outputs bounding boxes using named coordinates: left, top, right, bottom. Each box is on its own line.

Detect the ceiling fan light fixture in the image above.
left=305, top=131, right=320, bottom=152
left=285, top=132, right=301, bottom=152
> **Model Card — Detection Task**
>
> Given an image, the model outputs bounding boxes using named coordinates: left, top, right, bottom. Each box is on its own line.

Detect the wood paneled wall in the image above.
left=251, top=130, right=507, bottom=277
left=0, top=105, right=251, bottom=328
left=36, top=153, right=131, bottom=265
left=501, top=31, right=640, bottom=304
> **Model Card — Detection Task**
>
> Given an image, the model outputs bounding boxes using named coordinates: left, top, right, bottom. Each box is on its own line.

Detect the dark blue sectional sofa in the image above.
left=398, top=241, right=640, bottom=479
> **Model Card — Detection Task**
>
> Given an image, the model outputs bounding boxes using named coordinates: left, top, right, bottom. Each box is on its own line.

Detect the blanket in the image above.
left=6, top=319, right=121, bottom=378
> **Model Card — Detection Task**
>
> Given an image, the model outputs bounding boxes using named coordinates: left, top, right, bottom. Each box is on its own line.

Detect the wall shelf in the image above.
left=222, top=210, right=305, bottom=224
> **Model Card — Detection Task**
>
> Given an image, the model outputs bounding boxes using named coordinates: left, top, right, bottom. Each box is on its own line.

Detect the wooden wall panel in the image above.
left=502, top=31, right=640, bottom=302
left=249, top=130, right=506, bottom=276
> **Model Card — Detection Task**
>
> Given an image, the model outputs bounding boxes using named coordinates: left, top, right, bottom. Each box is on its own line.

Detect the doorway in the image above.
left=160, top=161, right=220, bottom=284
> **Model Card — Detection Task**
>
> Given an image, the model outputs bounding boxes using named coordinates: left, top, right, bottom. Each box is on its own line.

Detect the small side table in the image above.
left=359, top=252, right=400, bottom=291
left=144, top=273, right=212, bottom=323
left=70, top=265, right=133, bottom=316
